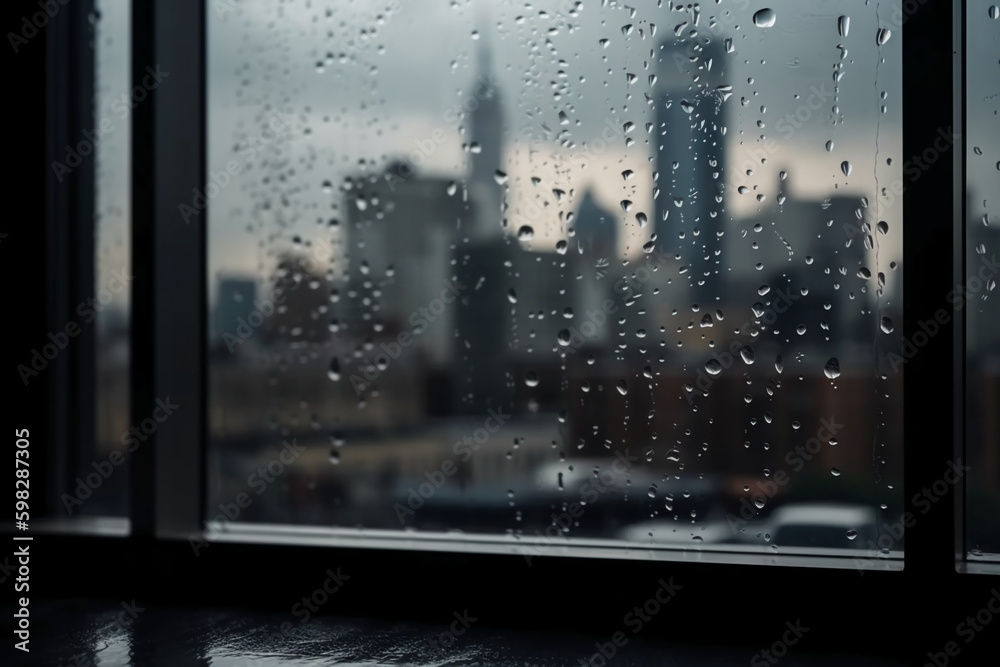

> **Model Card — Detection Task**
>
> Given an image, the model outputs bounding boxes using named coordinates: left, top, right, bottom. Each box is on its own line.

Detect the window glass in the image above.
left=207, top=0, right=903, bottom=559
left=73, top=0, right=131, bottom=518
left=965, top=0, right=1000, bottom=561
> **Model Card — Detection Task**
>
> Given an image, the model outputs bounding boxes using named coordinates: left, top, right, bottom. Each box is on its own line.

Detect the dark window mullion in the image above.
left=130, top=0, right=206, bottom=539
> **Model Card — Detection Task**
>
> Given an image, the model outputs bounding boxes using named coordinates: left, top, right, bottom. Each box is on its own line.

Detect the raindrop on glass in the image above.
left=753, top=8, right=777, bottom=28
left=838, top=15, right=850, bottom=36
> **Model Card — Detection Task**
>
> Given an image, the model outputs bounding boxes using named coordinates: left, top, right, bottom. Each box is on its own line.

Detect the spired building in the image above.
left=452, top=41, right=514, bottom=414
left=654, top=37, right=728, bottom=304
left=466, top=42, right=505, bottom=243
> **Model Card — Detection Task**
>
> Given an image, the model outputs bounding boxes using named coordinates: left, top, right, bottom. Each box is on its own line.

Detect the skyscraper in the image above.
left=655, top=37, right=728, bottom=303
left=467, top=41, right=505, bottom=242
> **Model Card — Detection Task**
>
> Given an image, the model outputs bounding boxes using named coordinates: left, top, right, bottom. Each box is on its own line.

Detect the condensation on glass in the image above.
left=966, top=1, right=1000, bottom=561
left=207, top=0, right=904, bottom=561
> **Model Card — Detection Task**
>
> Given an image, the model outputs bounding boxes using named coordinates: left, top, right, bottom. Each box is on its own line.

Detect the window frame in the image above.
left=17, top=0, right=999, bottom=663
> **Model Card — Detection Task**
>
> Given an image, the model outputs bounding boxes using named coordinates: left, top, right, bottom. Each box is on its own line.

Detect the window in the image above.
left=965, top=0, right=1000, bottom=562
left=11, top=1, right=996, bottom=664
left=205, top=0, right=906, bottom=563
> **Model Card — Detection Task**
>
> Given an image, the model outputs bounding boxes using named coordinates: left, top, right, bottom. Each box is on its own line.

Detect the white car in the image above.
left=766, top=503, right=879, bottom=550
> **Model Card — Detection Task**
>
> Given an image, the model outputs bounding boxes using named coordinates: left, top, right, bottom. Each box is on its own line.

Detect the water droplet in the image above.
left=841, top=161, right=852, bottom=177
left=880, top=317, right=894, bottom=334
left=494, top=170, right=508, bottom=185
left=616, top=380, right=629, bottom=396
left=838, top=15, right=850, bottom=37
left=824, top=358, right=841, bottom=379
left=329, top=450, right=340, bottom=465
left=507, top=289, right=518, bottom=304
left=754, top=496, right=766, bottom=509
left=517, top=225, right=534, bottom=241
left=636, top=212, right=648, bottom=228
left=556, top=240, right=568, bottom=255
left=877, top=220, right=889, bottom=235
left=753, top=8, right=777, bottom=28
left=877, top=27, right=891, bottom=45
left=525, top=371, right=540, bottom=388
left=621, top=24, right=634, bottom=36
left=831, top=468, right=842, bottom=477
left=990, top=5, right=999, bottom=19
left=774, top=355, right=784, bottom=373
left=740, top=346, right=756, bottom=365
left=705, top=359, right=723, bottom=376
left=328, top=358, right=341, bottom=381
left=680, top=99, right=695, bottom=113
left=557, top=329, right=572, bottom=346
left=846, top=529, right=858, bottom=540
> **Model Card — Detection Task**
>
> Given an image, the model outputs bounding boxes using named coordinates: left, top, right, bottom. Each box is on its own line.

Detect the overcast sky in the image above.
left=91, top=0, right=1000, bottom=316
